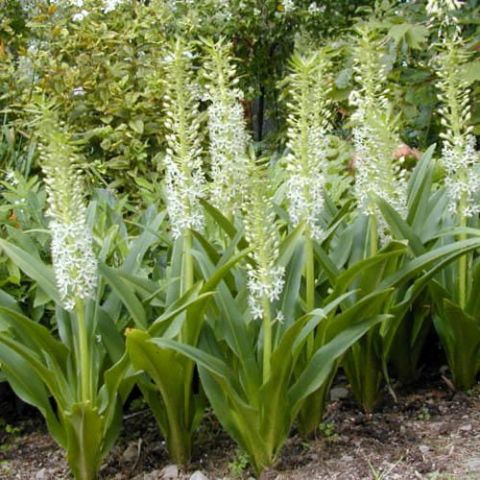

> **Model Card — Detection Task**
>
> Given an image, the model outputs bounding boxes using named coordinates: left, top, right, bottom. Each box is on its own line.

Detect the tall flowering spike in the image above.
left=284, top=50, right=332, bottom=240
left=202, top=38, right=250, bottom=216
left=162, top=39, right=205, bottom=239
left=349, top=26, right=407, bottom=232
left=36, top=106, right=97, bottom=311
left=430, top=5, right=480, bottom=218
left=243, top=165, right=285, bottom=320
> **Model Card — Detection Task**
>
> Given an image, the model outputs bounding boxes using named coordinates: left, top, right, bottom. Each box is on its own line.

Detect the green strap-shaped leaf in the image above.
left=99, top=263, right=147, bottom=329
left=288, top=314, right=389, bottom=410
left=407, top=144, right=435, bottom=226
left=0, top=333, right=69, bottom=409
left=381, top=238, right=480, bottom=290
left=151, top=337, right=232, bottom=380
left=376, top=196, right=425, bottom=255
left=0, top=306, right=69, bottom=365
left=0, top=342, right=66, bottom=447
left=0, top=238, right=59, bottom=303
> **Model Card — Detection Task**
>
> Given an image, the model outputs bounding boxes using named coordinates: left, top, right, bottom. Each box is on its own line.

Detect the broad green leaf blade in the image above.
left=151, top=337, right=232, bottom=380
left=288, top=314, right=389, bottom=410
left=100, top=264, right=147, bottom=329
left=0, top=342, right=66, bottom=447
left=0, top=239, right=59, bottom=303
left=0, top=306, right=69, bottom=369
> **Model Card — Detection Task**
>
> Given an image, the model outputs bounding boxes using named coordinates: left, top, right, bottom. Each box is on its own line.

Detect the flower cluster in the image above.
left=36, top=108, right=97, bottom=311
left=203, top=40, right=250, bottom=216
left=50, top=220, right=98, bottom=310
left=443, top=135, right=480, bottom=217
left=282, top=0, right=295, bottom=12
left=308, top=2, right=325, bottom=14
left=434, top=21, right=480, bottom=218
left=426, top=0, right=462, bottom=28
left=103, top=0, right=125, bottom=13
left=243, top=168, right=285, bottom=320
left=350, top=27, right=407, bottom=233
left=284, top=51, right=331, bottom=240
left=426, top=0, right=463, bottom=17
left=163, top=41, right=205, bottom=239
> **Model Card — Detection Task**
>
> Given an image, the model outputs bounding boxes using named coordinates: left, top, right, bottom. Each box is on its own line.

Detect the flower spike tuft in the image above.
left=162, top=39, right=206, bottom=239
left=36, top=105, right=97, bottom=311
left=283, top=50, right=332, bottom=240
left=203, top=38, right=250, bottom=217
left=349, top=26, right=408, bottom=240
left=243, top=165, right=285, bottom=320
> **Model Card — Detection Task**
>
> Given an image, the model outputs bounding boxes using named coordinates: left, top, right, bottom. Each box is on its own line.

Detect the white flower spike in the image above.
left=37, top=107, right=97, bottom=311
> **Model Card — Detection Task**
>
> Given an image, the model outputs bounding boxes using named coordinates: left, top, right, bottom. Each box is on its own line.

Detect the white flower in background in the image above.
left=282, top=0, right=295, bottom=12
left=203, top=40, right=250, bottom=216
left=308, top=2, right=325, bottom=14
left=243, top=169, right=285, bottom=320
left=163, top=41, right=205, bottom=239
left=37, top=108, right=97, bottom=311
left=72, top=86, right=86, bottom=96
left=5, top=171, right=19, bottom=186
left=72, top=9, right=89, bottom=21
left=103, top=0, right=125, bottom=13
left=50, top=0, right=85, bottom=5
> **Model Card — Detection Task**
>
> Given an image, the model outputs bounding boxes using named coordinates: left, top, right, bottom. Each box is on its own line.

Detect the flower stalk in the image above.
left=283, top=50, right=332, bottom=356
left=430, top=2, right=479, bottom=307
left=75, top=300, right=92, bottom=402
left=36, top=105, right=97, bottom=405
left=243, top=166, right=285, bottom=382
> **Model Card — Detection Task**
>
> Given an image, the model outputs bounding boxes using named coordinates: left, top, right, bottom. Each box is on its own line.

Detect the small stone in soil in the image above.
left=122, top=441, right=139, bottom=463
left=467, top=458, right=480, bottom=471
left=161, top=464, right=179, bottom=479
left=330, top=387, right=349, bottom=401
left=35, top=468, right=47, bottom=480
left=189, top=471, right=209, bottom=480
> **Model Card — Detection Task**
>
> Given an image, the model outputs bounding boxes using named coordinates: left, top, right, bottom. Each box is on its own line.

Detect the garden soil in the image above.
left=1, top=375, right=480, bottom=480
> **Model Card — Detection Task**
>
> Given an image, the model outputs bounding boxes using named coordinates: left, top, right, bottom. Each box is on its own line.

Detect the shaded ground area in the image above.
left=1, top=376, right=480, bottom=480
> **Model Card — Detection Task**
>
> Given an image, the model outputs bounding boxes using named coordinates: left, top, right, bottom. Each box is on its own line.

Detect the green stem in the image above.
left=262, top=296, right=272, bottom=382
left=305, top=235, right=315, bottom=357
left=182, top=230, right=194, bottom=295
left=165, top=405, right=192, bottom=465
left=180, top=230, right=194, bottom=427
left=75, top=301, right=91, bottom=402
left=458, top=210, right=467, bottom=309
left=369, top=215, right=378, bottom=257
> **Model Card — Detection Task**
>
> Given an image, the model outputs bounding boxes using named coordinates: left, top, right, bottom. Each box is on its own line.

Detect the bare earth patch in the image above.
left=1, top=380, right=480, bottom=480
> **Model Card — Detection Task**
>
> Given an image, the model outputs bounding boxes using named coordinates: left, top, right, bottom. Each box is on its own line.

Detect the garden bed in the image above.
left=1, top=374, right=479, bottom=480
